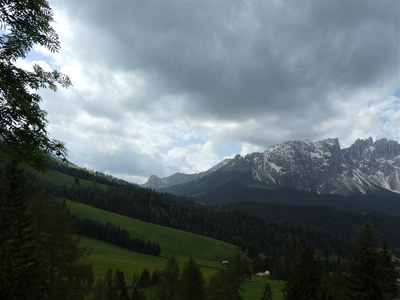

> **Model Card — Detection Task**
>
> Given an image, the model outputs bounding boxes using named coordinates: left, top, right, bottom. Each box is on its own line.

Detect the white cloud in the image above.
left=22, top=0, right=399, bottom=182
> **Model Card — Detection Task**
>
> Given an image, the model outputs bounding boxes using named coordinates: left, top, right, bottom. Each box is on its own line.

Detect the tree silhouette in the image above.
left=157, top=255, right=180, bottom=300
left=178, top=258, right=206, bottom=300
left=0, top=0, right=71, bottom=170
left=0, top=161, right=41, bottom=299
left=343, top=223, right=397, bottom=300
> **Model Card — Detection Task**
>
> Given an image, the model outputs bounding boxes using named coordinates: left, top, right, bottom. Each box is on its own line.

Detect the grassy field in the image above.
left=80, top=237, right=167, bottom=283
left=64, top=196, right=288, bottom=299
left=241, top=277, right=285, bottom=300
left=34, top=168, right=109, bottom=190
left=63, top=193, right=288, bottom=298
left=81, top=236, right=285, bottom=299
left=67, top=199, right=240, bottom=269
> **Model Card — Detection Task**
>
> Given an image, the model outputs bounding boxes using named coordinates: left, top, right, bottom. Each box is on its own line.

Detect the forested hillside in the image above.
left=26, top=162, right=400, bottom=273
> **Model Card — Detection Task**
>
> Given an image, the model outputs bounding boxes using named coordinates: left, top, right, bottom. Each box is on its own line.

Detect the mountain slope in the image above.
left=145, top=138, right=400, bottom=197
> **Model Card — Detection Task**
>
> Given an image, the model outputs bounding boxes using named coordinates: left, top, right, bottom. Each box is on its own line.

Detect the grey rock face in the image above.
left=143, top=138, right=400, bottom=196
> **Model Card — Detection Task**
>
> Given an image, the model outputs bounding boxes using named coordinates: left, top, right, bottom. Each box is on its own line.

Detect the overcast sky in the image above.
left=21, top=0, right=400, bottom=183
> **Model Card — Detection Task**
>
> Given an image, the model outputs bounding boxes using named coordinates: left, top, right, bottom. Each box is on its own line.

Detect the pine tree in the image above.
left=315, top=274, right=334, bottom=300
left=91, top=279, right=108, bottom=300
left=376, top=242, right=397, bottom=299
left=207, top=268, right=232, bottom=300
left=178, top=258, right=206, bottom=300
left=343, top=223, right=397, bottom=300
left=105, top=268, right=118, bottom=300
left=157, top=255, right=180, bottom=300
left=138, top=269, right=151, bottom=289
left=0, top=161, right=42, bottom=299
left=114, top=269, right=129, bottom=300
left=282, top=247, right=323, bottom=300
left=27, top=193, right=92, bottom=299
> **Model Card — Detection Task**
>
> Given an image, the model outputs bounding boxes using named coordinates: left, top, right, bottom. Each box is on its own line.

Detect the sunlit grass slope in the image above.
left=81, top=236, right=285, bottom=299
left=35, top=168, right=108, bottom=190
left=80, top=237, right=166, bottom=282
left=67, top=200, right=240, bottom=270
left=241, top=277, right=285, bottom=300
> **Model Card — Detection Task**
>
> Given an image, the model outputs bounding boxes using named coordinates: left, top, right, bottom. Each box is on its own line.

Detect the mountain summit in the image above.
left=144, top=138, right=400, bottom=196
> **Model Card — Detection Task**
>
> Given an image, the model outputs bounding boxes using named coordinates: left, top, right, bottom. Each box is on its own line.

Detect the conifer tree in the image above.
left=207, top=268, right=232, bottom=300
left=282, top=247, right=323, bottom=300
left=27, top=193, right=92, bottom=299
left=114, top=269, right=129, bottom=300
left=376, top=242, right=398, bottom=299
left=178, top=258, right=206, bottom=300
left=104, top=268, right=118, bottom=300
left=315, top=274, right=334, bottom=300
left=342, top=223, right=397, bottom=300
left=151, top=270, right=161, bottom=286
left=207, top=255, right=250, bottom=300
left=138, top=269, right=151, bottom=289
left=0, top=161, right=41, bottom=299
left=91, top=279, right=108, bottom=300
left=157, top=255, right=180, bottom=300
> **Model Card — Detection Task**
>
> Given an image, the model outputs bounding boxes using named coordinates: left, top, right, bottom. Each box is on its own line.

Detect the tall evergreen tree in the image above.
left=376, top=242, right=398, bottom=299
left=282, top=247, right=323, bottom=300
left=208, top=255, right=251, bottom=300
left=0, top=161, right=41, bottom=299
left=178, top=258, right=206, bottom=300
left=343, top=223, right=397, bottom=300
left=105, top=268, right=118, bottom=300
left=138, top=269, right=151, bottom=289
left=91, top=279, right=108, bottom=300
left=27, top=193, right=92, bottom=299
left=114, top=269, right=129, bottom=300
left=157, top=255, right=180, bottom=300
left=207, top=268, right=232, bottom=300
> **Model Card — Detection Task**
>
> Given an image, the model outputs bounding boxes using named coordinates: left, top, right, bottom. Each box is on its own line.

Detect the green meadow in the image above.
left=241, top=277, right=285, bottom=300
left=80, top=237, right=166, bottom=283
left=67, top=200, right=240, bottom=280
left=35, top=168, right=109, bottom=190
left=80, top=237, right=284, bottom=299
left=63, top=192, right=285, bottom=298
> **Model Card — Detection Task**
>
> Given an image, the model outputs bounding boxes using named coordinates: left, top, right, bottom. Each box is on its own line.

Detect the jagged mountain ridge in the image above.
left=144, top=138, right=400, bottom=196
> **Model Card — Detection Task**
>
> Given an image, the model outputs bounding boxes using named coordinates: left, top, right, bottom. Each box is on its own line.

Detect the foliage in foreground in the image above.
left=0, top=0, right=71, bottom=171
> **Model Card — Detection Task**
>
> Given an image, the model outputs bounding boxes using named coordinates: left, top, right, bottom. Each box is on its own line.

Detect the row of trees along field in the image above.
left=91, top=254, right=251, bottom=300
left=69, top=215, right=161, bottom=256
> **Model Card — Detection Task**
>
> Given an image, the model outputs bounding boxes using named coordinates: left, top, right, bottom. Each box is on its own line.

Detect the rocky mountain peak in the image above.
left=146, top=175, right=162, bottom=189
left=144, top=137, right=400, bottom=196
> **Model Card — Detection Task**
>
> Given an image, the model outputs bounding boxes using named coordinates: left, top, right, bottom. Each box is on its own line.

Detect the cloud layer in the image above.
left=27, top=0, right=400, bottom=182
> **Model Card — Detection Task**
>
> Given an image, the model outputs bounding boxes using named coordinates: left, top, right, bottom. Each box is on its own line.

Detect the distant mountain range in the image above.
left=144, top=138, right=400, bottom=201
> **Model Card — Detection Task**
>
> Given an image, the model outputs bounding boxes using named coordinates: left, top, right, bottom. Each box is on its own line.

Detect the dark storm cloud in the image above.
left=56, top=0, right=399, bottom=122
left=42, top=0, right=399, bottom=181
